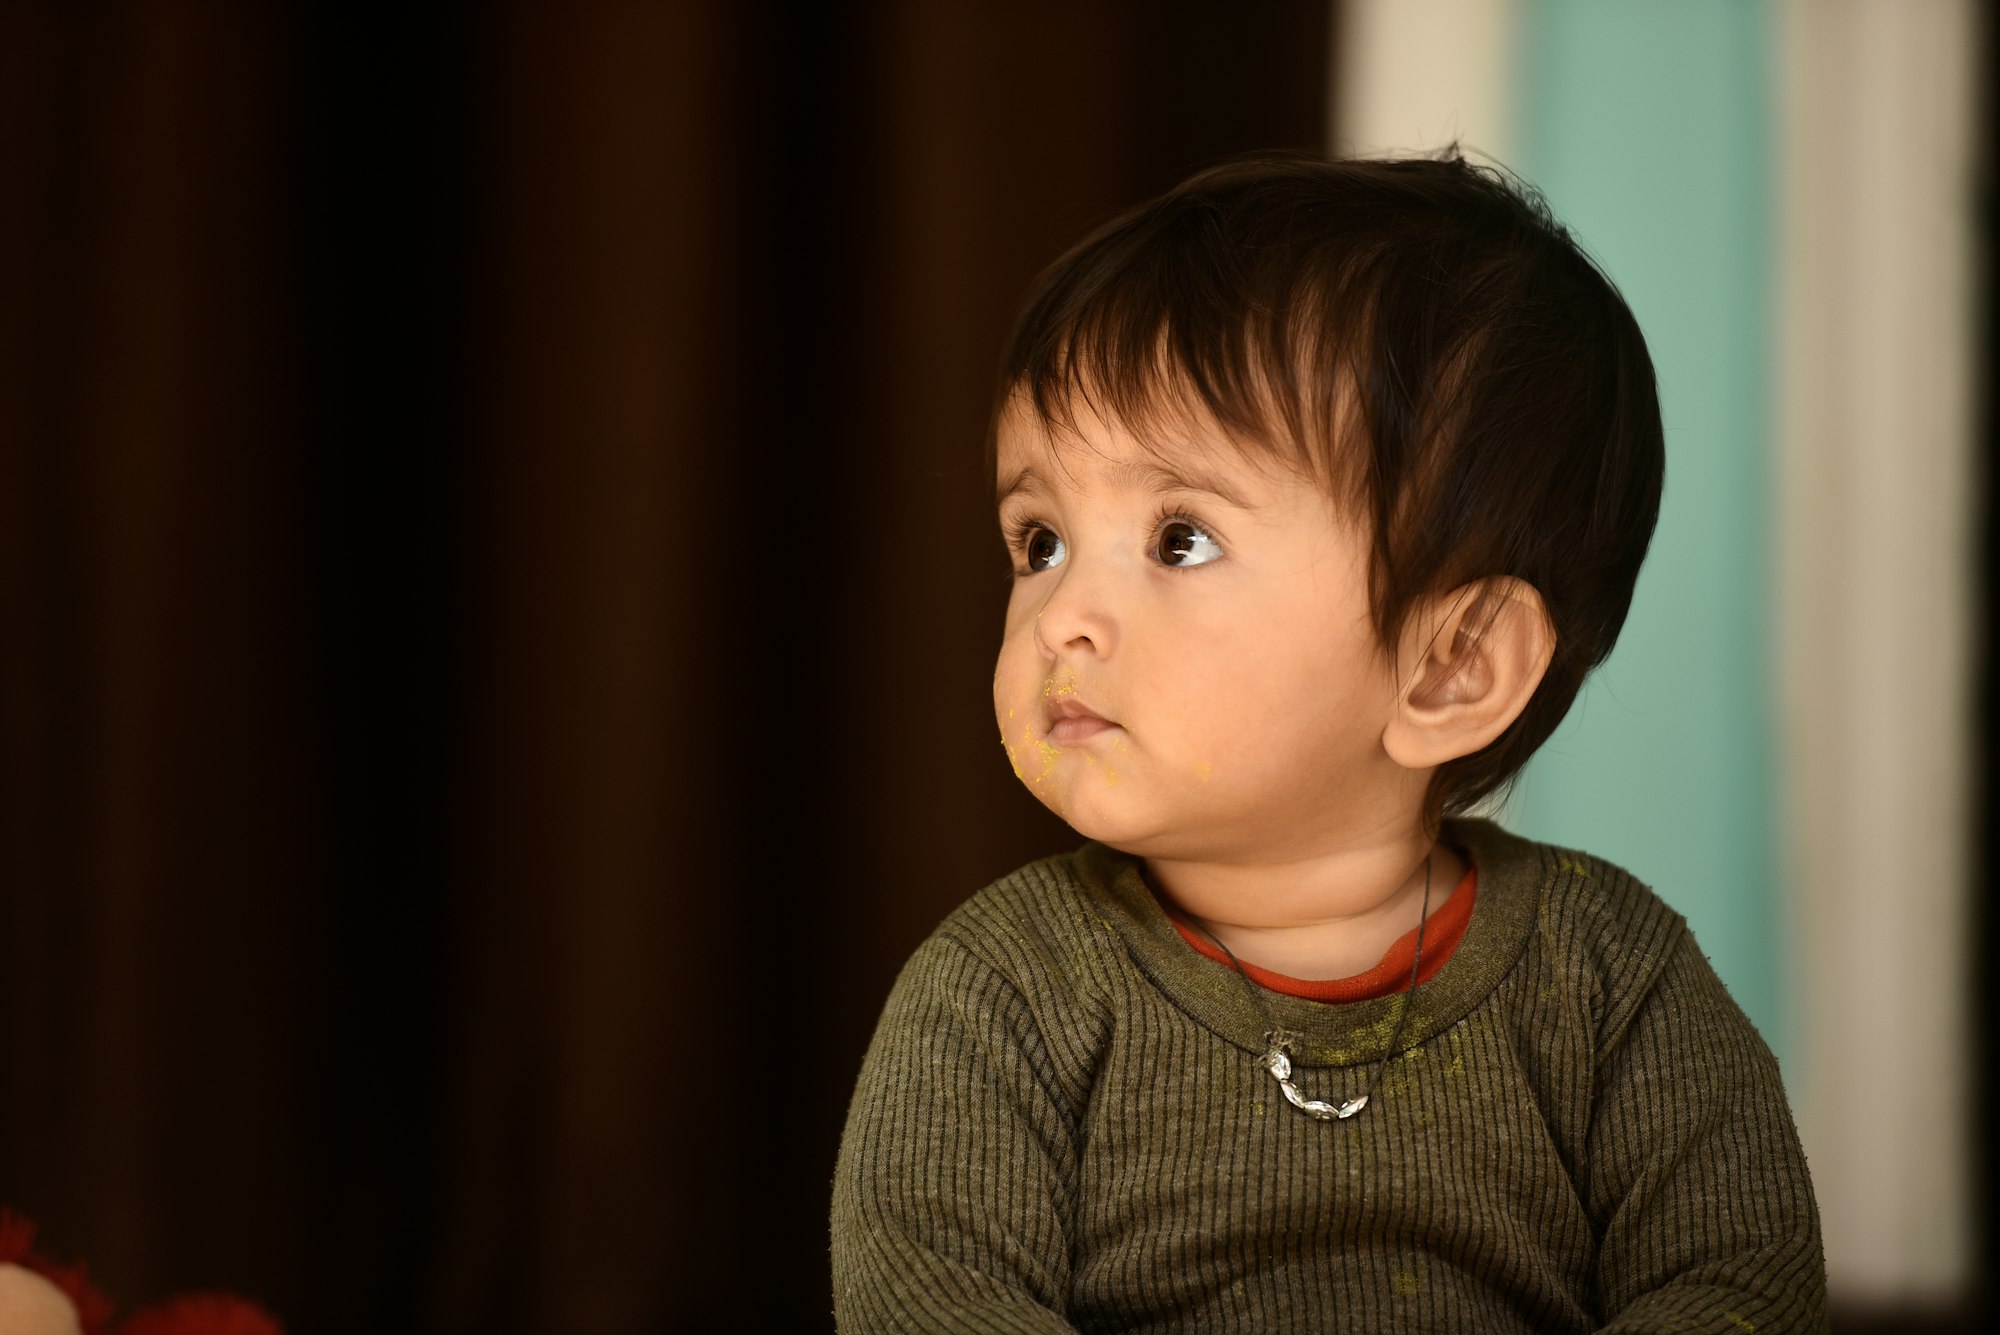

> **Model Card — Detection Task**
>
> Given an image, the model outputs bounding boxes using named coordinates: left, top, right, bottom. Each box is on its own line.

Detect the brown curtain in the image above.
left=1, top=3, right=1332, bottom=1331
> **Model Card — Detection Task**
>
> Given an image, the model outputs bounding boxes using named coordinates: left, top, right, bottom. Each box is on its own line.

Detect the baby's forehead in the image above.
left=993, top=389, right=1307, bottom=497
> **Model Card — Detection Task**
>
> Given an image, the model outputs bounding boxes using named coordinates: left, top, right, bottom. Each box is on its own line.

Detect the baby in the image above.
left=831, top=151, right=1826, bottom=1332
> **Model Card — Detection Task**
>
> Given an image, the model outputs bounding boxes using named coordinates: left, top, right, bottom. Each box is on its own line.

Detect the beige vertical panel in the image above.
left=1331, top=0, right=1519, bottom=160
left=1776, top=0, right=1975, bottom=1303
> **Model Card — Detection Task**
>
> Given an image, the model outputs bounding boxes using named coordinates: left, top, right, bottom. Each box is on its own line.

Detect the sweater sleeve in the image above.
left=1585, top=929, right=1829, bottom=1333
left=831, top=930, right=1087, bottom=1334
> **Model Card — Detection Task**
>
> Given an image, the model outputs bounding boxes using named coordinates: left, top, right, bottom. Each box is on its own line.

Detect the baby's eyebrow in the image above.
left=1116, top=460, right=1256, bottom=509
left=995, top=461, right=1255, bottom=510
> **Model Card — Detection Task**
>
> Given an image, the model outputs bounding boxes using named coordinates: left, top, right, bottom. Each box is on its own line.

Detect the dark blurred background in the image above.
left=1, top=3, right=1333, bottom=1330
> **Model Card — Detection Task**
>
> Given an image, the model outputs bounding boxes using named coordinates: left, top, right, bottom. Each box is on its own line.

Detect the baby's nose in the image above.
left=1031, top=570, right=1118, bottom=660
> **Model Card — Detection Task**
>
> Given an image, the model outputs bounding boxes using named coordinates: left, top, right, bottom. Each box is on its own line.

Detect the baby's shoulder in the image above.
left=927, top=843, right=1130, bottom=990
left=871, top=846, right=1126, bottom=1093
left=1455, top=820, right=1694, bottom=1031
left=1499, top=828, right=1697, bottom=1041
left=1458, top=817, right=1683, bottom=940
left=1532, top=840, right=1685, bottom=951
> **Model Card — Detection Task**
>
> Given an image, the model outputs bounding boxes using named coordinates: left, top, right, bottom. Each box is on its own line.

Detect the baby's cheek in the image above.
left=994, top=698, right=1050, bottom=789
left=1023, top=743, right=1069, bottom=819
left=1084, top=737, right=1124, bottom=788
left=996, top=724, right=1072, bottom=821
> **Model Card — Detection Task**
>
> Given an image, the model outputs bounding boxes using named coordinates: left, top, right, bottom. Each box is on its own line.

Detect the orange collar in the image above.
left=1167, top=858, right=1479, bottom=1004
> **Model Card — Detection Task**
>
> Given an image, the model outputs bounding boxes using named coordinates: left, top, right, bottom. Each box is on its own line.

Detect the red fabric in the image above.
left=0, top=1207, right=281, bottom=1335
left=118, top=1296, right=284, bottom=1335
left=0, top=1207, right=118, bottom=1334
left=1169, top=858, right=1479, bottom=1003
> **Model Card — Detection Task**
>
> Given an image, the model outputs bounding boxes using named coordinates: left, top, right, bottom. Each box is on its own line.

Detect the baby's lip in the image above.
left=1043, top=696, right=1116, bottom=733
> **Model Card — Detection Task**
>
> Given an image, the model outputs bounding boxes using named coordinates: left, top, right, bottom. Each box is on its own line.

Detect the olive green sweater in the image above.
left=831, top=819, right=1827, bottom=1333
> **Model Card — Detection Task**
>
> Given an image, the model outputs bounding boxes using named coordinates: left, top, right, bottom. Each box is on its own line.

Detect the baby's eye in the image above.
left=1156, top=518, right=1223, bottom=568
left=1024, top=527, right=1067, bottom=573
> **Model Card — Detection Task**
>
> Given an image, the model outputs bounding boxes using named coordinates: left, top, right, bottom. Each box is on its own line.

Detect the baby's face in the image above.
left=992, top=396, right=1408, bottom=864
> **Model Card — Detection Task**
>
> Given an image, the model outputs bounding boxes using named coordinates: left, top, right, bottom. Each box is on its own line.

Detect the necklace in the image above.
left=1180, top=852, right=1432, bottom=1121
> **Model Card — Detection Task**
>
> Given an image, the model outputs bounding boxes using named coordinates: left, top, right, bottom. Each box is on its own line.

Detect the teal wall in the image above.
left=1502, top=1, right=1783, bottom=1057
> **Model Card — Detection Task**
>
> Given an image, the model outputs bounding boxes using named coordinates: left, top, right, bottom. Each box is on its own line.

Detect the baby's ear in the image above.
left=1382, top=577, right=1554, bottom=770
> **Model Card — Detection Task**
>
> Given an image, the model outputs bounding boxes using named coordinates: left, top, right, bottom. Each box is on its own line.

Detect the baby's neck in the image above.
left=1146, top=838, right=1466, bottom=982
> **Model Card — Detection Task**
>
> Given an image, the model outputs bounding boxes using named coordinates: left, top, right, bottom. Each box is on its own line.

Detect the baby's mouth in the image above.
left=1044, top=697, right=1117, bottom=744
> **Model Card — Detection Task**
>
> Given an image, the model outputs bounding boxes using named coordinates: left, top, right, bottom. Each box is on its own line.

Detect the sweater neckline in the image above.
left=1162, top=859, right=1479, bottom=1002
left=1071, top=817, right=1545, bottom=1069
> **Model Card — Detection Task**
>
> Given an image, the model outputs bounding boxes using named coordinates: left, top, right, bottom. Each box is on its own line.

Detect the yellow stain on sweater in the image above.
left=1723, top=1313, right=1755, bottom=1334
left=1390, top=1270, right=1421, bottom=1297
left=1434, top=1021, right=1467, bottom=1079
left=1296, top=1006, right=1435, bottom=1069
left=1375, top=1042, right=1430, bottom=1100
left=1352, top=1007, right=1411, bottom=1049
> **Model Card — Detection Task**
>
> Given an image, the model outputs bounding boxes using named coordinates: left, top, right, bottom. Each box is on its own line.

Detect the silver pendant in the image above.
left=1260, top=1031, right=1367, bottom=1121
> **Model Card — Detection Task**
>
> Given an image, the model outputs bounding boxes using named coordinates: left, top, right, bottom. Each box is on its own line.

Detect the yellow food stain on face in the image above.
left=1002, top=739, right=1024, bottom=780
left=1079, top=752, right=1119, bottom=787
left=1033, top=739, right=1060, bottom=781
left=1195, top=760, right=1211, bottom=783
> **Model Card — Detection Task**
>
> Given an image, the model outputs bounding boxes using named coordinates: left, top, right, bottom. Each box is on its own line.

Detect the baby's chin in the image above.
left=1021, top=774, right=1178, bottom=853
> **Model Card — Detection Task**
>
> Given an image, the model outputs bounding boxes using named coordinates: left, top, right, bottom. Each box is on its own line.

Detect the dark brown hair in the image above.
left=991, top=149, right=1665, bottom=820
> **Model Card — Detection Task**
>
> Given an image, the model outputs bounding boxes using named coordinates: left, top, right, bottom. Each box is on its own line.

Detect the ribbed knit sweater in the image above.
left=831, top=819, right=1827, bottom=1332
